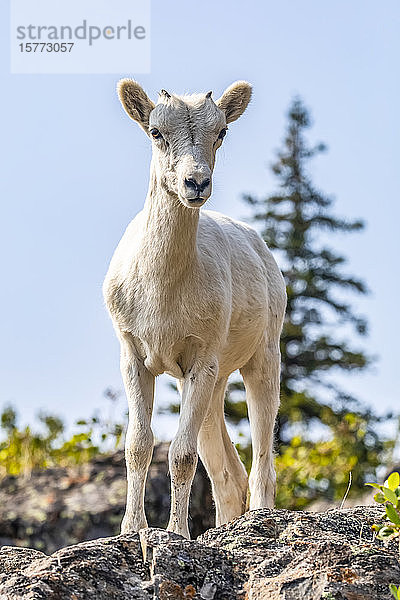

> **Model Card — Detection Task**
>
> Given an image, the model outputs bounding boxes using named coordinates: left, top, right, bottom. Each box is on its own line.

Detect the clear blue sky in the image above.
left=1, top=1, right=399, bottom=438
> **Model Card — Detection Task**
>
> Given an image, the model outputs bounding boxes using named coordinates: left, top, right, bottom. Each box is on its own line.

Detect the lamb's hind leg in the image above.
left=198, top=378, right=248, bottom=526
left=240, top=338, right=281, bottom=509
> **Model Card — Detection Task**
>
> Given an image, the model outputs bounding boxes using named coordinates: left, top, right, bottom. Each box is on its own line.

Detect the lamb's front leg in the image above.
left=167, top=358, right=218, bottom=538
left=119, top=337, right=155, bottom=533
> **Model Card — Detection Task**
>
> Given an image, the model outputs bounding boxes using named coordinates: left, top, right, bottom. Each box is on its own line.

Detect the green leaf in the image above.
left=377, top=526, right=395, bottom=539
left=383, top=487, right=398, bottom=506
left=373, top=492, right=386, bottom=504
left=389, top=584, right=399, bottom=599
left=386, top=504, right=400, bottom=526
left=366, top=482, right=382, bottom=490
left=388, top=472, right=400, bottom=491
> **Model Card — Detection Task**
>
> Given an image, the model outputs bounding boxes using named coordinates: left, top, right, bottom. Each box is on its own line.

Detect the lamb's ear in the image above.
left=216, top=81, right=252, bottom=124
left=117, top=79, right=155, bottom=134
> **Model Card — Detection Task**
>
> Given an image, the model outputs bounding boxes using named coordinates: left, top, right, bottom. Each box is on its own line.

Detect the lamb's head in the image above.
left=117, top=80, right=252, bottom=208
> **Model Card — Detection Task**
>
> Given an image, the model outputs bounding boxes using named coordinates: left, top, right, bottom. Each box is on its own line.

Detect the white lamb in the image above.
left=103, top=80, right=287, bottom=539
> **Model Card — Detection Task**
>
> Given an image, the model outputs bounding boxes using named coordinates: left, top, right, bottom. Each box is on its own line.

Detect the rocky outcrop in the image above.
left=0, top=444, right=214, bottom=553
left=0, top=506, right=399, bottom=599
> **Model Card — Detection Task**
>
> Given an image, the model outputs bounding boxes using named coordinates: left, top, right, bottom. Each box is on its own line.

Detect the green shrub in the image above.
left=0, top=393, right=125, bottom=479
left=368, top=472, right=400, bottom=598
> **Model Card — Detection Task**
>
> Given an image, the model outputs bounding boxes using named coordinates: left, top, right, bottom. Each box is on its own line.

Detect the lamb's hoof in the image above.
left=120, top=515, right=147, bottom=535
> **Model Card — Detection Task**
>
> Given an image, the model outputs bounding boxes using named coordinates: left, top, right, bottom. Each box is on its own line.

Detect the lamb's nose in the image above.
left=185, top=177, right=211, bottom=194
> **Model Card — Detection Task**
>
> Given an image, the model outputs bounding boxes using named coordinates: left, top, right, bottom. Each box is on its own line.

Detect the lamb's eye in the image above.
left=150, top=128, right=162, bottom=140
left=218, top=128, right=227, bottom=140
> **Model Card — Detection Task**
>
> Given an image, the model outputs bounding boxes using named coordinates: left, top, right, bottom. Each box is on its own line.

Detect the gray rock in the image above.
left=0, top=506, right=398, bottom=599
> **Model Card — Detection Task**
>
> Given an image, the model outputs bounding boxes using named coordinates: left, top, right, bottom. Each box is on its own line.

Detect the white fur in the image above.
left=103, top=80, right=287, bottom=538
